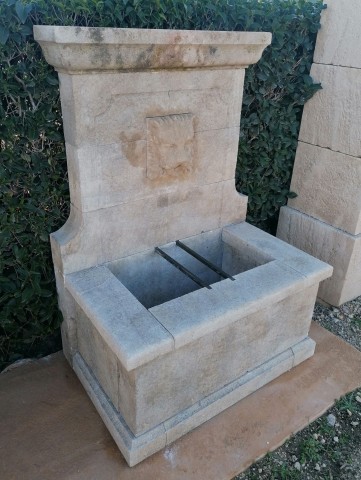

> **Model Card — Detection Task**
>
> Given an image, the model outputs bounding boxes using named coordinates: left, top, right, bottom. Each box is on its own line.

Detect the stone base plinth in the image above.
left=277, top=207, right=361, bottom=306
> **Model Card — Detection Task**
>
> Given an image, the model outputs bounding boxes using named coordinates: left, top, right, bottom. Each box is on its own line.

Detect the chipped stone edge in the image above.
left=73, top=337, right=315, bottom=467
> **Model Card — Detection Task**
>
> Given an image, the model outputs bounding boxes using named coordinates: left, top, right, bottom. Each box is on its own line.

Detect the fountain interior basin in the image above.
left=108, top=226, right=272, bottom=309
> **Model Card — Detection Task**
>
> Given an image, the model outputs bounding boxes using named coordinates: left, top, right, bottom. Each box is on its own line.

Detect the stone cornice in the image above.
left=33, top=26, right=272, bottom=73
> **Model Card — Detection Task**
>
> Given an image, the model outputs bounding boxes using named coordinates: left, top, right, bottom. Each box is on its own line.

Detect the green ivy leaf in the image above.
left=15, top=1, right=32, bottom=24
left=0, top=26, right=9, bottom=44
left=46, top=76, right=59, bottom=86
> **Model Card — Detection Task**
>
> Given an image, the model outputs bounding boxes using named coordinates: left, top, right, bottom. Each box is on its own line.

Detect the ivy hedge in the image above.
left=0, top=0, right=324, bottom=370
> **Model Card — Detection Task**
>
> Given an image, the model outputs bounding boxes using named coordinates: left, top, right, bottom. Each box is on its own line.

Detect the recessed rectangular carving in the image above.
left=146, top=113, right=195, bottom=180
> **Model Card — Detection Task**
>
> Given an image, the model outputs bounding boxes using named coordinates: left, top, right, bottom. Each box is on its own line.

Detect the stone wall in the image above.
left=277, top=0, right=361, bottom=306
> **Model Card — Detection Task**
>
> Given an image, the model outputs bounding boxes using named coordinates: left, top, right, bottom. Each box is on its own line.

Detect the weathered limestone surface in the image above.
left=51, top=181, right=248, bottom=275
left=314, top=0, right=361, bottom=69
left=67, top=223, right=331, bottom=437
left=277, top=0, right=361, bottom=305
left=49, top=65, right=249, bottom=275
left=34, top=26, right=332, bottom=466
left=278, top=207, right=361, bottom=306
left=76, top=284, right=317, bottom=437
left=65, top=266, right=174, bottom=371
left=33, top=26, right=271, bottom=72
left=136, top=285, right=316, bottom=434
left=73, top=336, right=315, bottom=466
left=299, top=64, right=361, bottom=158
left=289, top=142, right=361, bottom=235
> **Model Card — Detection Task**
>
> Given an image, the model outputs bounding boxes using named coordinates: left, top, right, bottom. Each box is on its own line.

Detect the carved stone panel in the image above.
left=146, top=113, right=195, bottom=180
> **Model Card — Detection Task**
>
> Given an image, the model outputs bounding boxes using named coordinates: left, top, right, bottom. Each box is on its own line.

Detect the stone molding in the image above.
left=33, top=26, right=271, bottom=73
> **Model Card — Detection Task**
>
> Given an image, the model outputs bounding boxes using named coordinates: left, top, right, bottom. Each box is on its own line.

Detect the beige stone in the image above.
left=73, top=353, right=168, bottom=467
left=64, top=126, right=240, bottom=213
left=62, top=222, right=331, bottom=441
left=163, top=337, right=316, bottom=446
left=51, top=182, right=247, bottom=275
left=277, top=207, right=361, bottom=306
left=222, top=222, right=333, bottom=284
left=34, top=26, right=333, bottom=467
left=314, top=0, right=361, bottom=69
left=150, top=263, right=317, bottom=349
left=58, top=69, right=245, bottom=148
left=33, top=26, right=271, bottom=73
left=279, top=3, right=361, bottom=306
left=299, top=64, right=361, bottom=158
left=289, top=142, right=361, bottom=235
left=73, top=336, right=314, bottom=466
left=136, top=285, right=317, bottom=433
left=47, top=57, right=248, bottom=275
left=65, top=266, right=174, bottom=371
left=146, top=113, right=195, bottom=181
left=76, top=307, right=119, bottom=409
left=53, top=267, right=77, bottom=365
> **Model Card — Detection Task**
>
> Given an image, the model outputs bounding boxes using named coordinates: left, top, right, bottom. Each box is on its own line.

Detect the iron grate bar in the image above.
left=175, top=240, right=235, bottom=281
left=155, top=247, right=212, bottom=290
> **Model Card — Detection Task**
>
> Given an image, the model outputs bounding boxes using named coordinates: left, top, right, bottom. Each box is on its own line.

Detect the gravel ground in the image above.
left=235, top=295, right=361, bottom=480
left=313, top=297, right=361, bottom=351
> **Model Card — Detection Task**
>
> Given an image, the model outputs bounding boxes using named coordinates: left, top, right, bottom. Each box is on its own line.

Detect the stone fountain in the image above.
left=34, top=25, right=332, bottom=466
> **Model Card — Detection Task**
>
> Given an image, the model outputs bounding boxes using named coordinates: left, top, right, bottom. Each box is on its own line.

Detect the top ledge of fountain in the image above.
left=33, top=25, right=272, bottom=72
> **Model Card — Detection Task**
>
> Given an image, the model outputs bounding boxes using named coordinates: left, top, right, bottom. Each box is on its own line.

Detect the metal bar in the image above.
left=175, top=240, right=235, bottom=281
left=155, top=247, right=212, bottom=290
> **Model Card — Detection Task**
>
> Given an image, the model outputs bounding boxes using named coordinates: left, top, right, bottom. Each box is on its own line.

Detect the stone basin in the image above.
left=34, top=25, right=333, bottom=466
left=64, top=222, right=331, bottom=466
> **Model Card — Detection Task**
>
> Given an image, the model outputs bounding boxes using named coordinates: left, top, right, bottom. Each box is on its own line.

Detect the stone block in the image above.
left=51, top=182, right=247, bottom=275
left=299, top=64, right=361, bottom=158
left=138, top=284, right=317, bottom=432
left=149, top=263, right=315, bottom=349
left=292, top=337, right=316, bottom=367
left=34, top=26, right=271, bottom=73
left=222, top=222, right=333, bottom=284
left=65, top=222, right=330, bottom=438
left=289, top=142, right=361, bottom=235
left=277, top=206, right=361, bottom=306
left=314, top=0, right=361, bottom=69
left=53, top=267, right=77, bottom=364
left=72, top=335, right=314, bottom=466
left=65, top=266, right=174, bottom=371
left=76, top=306, right=119, bottom=409
left=64, top=126, right=241, bottom=213
left=73, top=353, right=167, bottom=467
left=58, top=69, right=245, bottom=148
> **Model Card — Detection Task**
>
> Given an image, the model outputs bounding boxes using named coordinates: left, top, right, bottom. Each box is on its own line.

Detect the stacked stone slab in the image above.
left=277, top=0, right=361, bottom=306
